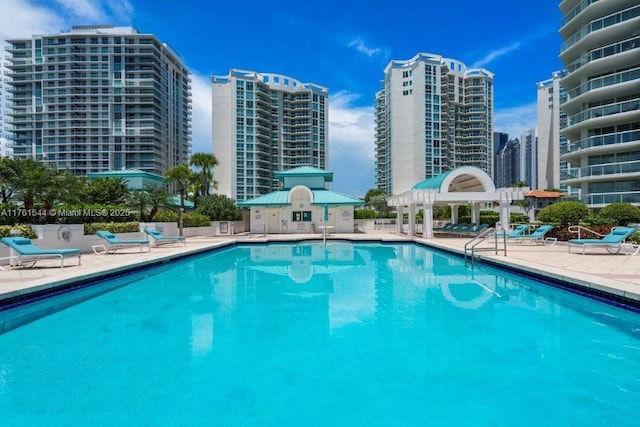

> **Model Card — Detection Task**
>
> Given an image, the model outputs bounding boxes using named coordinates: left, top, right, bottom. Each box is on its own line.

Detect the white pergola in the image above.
left=387, top=166, right=526, bottom=238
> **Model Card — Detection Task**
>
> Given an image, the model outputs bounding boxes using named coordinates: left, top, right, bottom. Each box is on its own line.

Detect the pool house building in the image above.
left=238, top=166, right=364, bottom=234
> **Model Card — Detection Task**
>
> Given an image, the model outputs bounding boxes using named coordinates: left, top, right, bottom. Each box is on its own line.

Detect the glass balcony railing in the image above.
left=564, top=36, right=640, bottom=75
left=561, top=130, right=640, bottom=154
left=561, top=5, right=640, bottom=52
left=567, top=99, right=640, bottom=127
left=564, top=67, right=640, bottom=100
left=564, top=160, right=640, bottom=180
left=560, top=0, right=601, bottom=27
left=582, top=191, right=640, bottom=205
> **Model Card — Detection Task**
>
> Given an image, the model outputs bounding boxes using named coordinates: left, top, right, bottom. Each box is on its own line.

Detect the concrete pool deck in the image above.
left=1, top=232, right=639, bottom=307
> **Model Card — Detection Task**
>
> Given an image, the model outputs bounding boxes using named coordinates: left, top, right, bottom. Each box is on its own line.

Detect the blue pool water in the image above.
left=1, top=242, right=639, bottom=426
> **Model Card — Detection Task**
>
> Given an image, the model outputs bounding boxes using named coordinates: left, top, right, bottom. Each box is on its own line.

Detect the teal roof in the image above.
left=311, top=190, right=364, bottom=206
left=237, top=191, right=290, bottom=207
left=412, top=170, right=454, bottom=190
left=168, top=196, right=195, bottom=210
left=274, top=166, right=333, bottom=182
left=237, top=189, right=364, bottom=207
left=87, top=169, right=165, bottom=181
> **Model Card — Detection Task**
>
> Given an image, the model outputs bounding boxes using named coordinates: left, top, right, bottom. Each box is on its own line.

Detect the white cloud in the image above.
left=189, top=72, right=213, bottom=155
left=0, top=0, right=133, bottom=40
left=347, top=37, right=385, bottom=58
left=494, top=102, right=537, bottom=140
left=53, top=0, right=105, bottom=21
left=0, top=0, right=65, bottom=39
left=328, top=91, right=376, bottom=196
left=471, top=42, right=521, bottom=68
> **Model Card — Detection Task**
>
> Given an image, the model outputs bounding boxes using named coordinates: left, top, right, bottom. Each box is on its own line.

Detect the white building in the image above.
left=559, top=1, right=640, bottom=208
left=212, top=70, right=328, bottom=202
left=537, top=71, right=570, bottom=192
left=4, top=25, right=191, bottom=176
left=375, top=53, right=494, bottom=195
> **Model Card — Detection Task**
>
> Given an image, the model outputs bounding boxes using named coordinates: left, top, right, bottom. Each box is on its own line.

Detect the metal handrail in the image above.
left=464, top=227, right=507, bottom=267
left=567, top=225, right=606, bottom=239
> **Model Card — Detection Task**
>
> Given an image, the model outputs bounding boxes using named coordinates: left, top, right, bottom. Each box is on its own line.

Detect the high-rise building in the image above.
left=211, top=69, right=328, bottom=202
left=4, top=25, right=191, bottom=175
left=495, top=137, right=521, bottom=188
left=375, top=53, right=494, bottom=195
left=520, top=128, right=537, bottom=188
left=558, top=1, right=640, bottom=207
left=537, top=71, right=571, bottom=193
left=493, top=131, right=509, bottom=183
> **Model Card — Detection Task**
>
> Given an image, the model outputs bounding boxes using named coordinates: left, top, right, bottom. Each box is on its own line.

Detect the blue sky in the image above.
left=1, top=0, right=565, bottom=197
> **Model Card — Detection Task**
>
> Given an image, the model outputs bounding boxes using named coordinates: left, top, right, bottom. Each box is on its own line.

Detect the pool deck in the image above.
left=1, top=232, right=639, bottom=307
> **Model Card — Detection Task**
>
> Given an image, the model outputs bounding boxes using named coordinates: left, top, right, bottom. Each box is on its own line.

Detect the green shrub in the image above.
left=153, top=210, right=211, bottom=227
left=537, top=201, right=589, bottom=226
left=183, top=213, right=211, bottom=227
left=510, top=212, right=530, bottom=224
left=597, top=203, right=640, bottom=226
left=355, top=208, right=378, bottom=219
left=153, top=210, right=179, bottom=222
left=195, top=194, right=243, bottom=221
left=84, top=221, right=140, bottom=235
left=0, top=224, right=38, bottom=239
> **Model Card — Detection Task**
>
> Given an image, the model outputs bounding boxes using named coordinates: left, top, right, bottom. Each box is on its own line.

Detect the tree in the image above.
left=364, top=188, right=387, bottom=204
left=190, top=152, right=218, bottom=197
left=145, top=184, right=169, bottom=221
left=165, top=163, right=192, bottom=236
left=0, top=157, right=22, bottom=203
left=86, top=177, right=129, bottom=205
left=196, top=194, right=242, bottom=221
left=598, top=203, right=640, bottom=226
left=537, top=201, right=589, bottom=226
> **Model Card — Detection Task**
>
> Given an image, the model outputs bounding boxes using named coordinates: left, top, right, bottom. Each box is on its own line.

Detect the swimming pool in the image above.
left=1, top=241, right=639, bottom=425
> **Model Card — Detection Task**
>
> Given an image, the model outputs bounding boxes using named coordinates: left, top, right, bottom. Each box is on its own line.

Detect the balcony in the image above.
left=561, top=129, right=639, bottom=159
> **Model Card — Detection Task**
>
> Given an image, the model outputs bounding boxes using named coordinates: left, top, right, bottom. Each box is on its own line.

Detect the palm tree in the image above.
left=165, top=163, right=192, bottom=236
left=190, top=152, right=218, bottom=196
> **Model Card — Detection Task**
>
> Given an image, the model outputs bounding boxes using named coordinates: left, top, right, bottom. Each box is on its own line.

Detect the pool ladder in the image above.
left=464, top=227, right=507, bottom=267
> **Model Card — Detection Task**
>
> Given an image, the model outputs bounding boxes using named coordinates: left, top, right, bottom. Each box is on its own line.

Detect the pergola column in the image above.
left=451, top=204, right=459, bottom=224
left=396, top=206, right=404, bottom=234
left=422, top=202, right=434, bottom=238
left=408, top=203, right=416, bottom=237
left=471, top=203, right=481, bottom=224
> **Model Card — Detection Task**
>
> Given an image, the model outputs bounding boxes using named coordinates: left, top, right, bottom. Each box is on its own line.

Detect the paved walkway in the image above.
left=1, top=232, right=639, bottom=305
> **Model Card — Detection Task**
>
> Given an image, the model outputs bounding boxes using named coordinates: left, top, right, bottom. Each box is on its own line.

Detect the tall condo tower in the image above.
left=375, top=53, right=494, bottom=195
left=212, top=70, right=328, bottom=202
left=558, top=1, right=640, bottom=207
left=4, top=25, right=191, bottom=175
left=537, top=71, right=570, bottom=193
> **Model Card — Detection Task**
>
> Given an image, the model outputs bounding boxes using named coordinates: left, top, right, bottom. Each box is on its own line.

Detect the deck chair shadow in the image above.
left=95, top=230, right=150, bottom=254
left=1, top=237, right=81, bottom=268
left=513, top=224, right=557, bottom=245
left=144, top=228, right=186, bottom=247
left=568, top=227, right=638, bottom=255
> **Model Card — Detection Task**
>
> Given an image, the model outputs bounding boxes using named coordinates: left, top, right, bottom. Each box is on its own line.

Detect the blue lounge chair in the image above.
left=568, top=227, right=638, bottom=255
left=494, top=224, right=530, bottom=238
left=1, top=237, right=81, bottom=268
left=462, top=223, right=490, bottom=236
left=513, top=224, right=557, bottom=245
left=144, top=228, right=186, bottom=247
left=95, top=230, right=150, bottom=254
